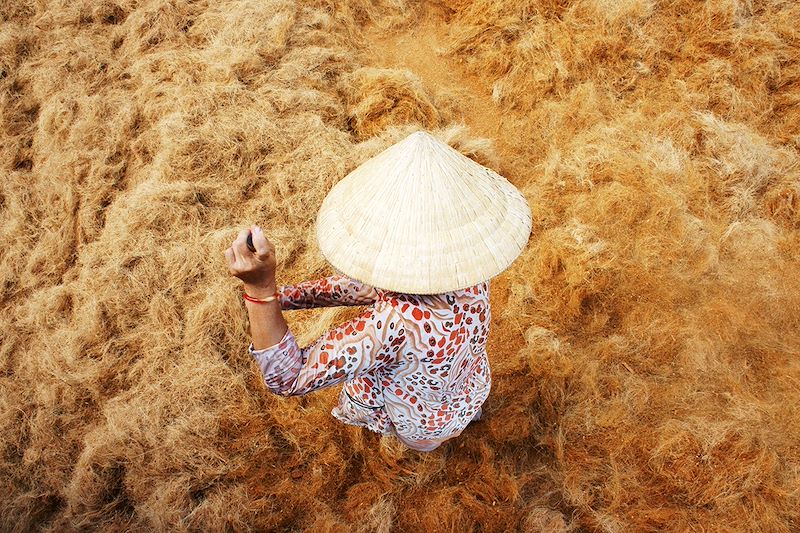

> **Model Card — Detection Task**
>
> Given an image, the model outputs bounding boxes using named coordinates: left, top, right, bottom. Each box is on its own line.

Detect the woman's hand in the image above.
left=224, top=224, right=277, bottom=296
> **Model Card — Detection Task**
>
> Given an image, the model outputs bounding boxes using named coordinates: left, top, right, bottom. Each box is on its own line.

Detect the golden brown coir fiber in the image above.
left=1, top=0, right=799, bottom=531
left=439, top=0, right=800, bottom=531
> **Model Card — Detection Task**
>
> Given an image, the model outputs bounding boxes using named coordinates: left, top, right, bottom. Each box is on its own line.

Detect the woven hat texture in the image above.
left=316, top=131, right=532, bottom=294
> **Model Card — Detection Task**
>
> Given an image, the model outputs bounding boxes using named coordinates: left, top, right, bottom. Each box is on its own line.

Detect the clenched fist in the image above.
left=224, top=224, right=277, bottom=296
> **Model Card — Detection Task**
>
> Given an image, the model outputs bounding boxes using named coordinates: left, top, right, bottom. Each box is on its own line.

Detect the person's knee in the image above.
left=395, top=434, right=442, bottom=452
left=406, top=441, right=441, bottom=452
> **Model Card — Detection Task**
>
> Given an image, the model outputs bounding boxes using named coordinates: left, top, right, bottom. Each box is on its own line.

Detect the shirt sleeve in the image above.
left=249, top=299, right=405, bottom=396
left=278, top=275, right=379, bottom=310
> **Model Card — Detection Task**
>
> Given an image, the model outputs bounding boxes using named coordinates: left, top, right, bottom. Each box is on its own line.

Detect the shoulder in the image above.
left=368, top=297, right=406, bottom=330
left=328, top=298, right=404, bottom=344
left=449, top=281, right=490, bottom=300
left=365, top=299, right=407, bottom=349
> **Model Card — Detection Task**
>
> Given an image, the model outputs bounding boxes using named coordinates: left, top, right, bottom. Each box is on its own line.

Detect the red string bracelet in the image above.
left=242, top=291, right=280, bottom=304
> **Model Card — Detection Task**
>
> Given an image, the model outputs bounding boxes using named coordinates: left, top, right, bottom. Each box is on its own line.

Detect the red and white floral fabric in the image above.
left=248, top=275, right=491, bottom=451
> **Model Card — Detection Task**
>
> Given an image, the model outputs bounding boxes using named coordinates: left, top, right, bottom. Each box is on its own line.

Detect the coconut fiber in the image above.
left=1, top=0, right=799, bottom=531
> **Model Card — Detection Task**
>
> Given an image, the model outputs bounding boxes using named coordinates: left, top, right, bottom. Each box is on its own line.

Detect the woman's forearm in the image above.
left=245, top=283, right=289, bottom=350
left=224, top=224, right=288, bottom=350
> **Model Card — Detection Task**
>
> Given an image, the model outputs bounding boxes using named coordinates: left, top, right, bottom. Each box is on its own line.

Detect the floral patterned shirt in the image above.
left=248, top=275, right=491, bottom=450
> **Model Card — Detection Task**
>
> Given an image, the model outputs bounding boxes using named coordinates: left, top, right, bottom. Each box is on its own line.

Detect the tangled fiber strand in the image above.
left=2, top=0, right=800, bottom=531
left=439, top=0, right=800, bottom=531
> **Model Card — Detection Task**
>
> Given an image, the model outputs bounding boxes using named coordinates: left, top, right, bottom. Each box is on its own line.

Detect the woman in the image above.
left=225, top=131, right=531, bottom=451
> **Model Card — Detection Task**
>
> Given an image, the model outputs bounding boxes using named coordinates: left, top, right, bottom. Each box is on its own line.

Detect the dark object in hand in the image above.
left=246, top=232, right=256, bottom=252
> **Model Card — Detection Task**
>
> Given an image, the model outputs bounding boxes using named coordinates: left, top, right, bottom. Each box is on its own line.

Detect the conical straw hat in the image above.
left=316, top=131, right=532, bottom=294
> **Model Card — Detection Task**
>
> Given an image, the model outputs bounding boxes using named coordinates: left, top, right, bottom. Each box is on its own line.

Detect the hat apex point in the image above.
left=402, top=130, right=440, bottom=154
left=408, top=130, right=434, bottom=142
